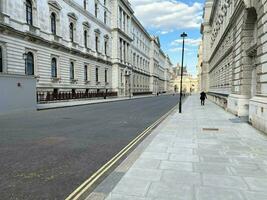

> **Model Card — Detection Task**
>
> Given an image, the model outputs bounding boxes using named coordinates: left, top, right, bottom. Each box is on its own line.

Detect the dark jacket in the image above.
left=200, top=92, right=207, bottom=100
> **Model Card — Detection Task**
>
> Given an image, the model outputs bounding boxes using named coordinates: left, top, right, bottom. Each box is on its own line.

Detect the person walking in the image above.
left=200, top=91, right=207, bottom=106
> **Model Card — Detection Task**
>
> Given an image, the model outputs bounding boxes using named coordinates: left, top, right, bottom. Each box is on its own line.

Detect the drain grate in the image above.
left=202, top=128, right=219, bottom=131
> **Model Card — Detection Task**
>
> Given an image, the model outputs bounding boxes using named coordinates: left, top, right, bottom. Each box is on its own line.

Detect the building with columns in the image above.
left=201, top=0, right=267, bottom=133
left=0, top=0, right=172, bottom=112
left=170, top=64, right=199, bottom=94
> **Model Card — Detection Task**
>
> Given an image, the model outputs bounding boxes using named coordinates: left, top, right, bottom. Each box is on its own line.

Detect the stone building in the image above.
left=170, top=65, right=199, bottom=93
left=201, top=0, right=267, bottom=133
left=0, top=0, right=172, bottom=112
left=0, top=0, right=112, bottom=95
left=197, top=41, right=203, bottom=91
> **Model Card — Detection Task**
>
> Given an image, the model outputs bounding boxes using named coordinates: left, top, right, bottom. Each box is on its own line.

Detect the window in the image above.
left=51, top=58, right=57, bottom=78
left=51, top=12, right=56, bottom=35
left=26, top=0, right=33, bottom=25
left=96, top=67, right=99, bottom=82
left=105, top=69, right=108, bottom=83
left=104, top=11, right=107, bottom=24
left=84, top=65, right=88, bottom=81
left=25, top=52, right=34, bottom=75
left=0, top=47, right=2, bottom=73
left=84, top=0, right=87, bottom=10
left=95, top=3, right=98, bottom=17
left=70, top=62, right=74, bottom=80
left=69, top=22, right=74, bottom=42
left=119, top=39, right=122, bottom=61
left=119, top=8, right=122, bottom=28
left=104, top=40, right=108, bottom=55
left=95, top=35, right=99, bottom=52
left=84, top=30, right=88, bottom=48
left=133, top=53, right=136, bottom=66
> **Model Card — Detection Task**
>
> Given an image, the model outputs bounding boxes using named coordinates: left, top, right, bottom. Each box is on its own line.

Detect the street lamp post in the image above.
left=179, top=32, right=187, bottom=113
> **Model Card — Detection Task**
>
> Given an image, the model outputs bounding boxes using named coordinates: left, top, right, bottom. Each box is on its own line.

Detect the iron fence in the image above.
left=37, top=91, right=118, bottom=103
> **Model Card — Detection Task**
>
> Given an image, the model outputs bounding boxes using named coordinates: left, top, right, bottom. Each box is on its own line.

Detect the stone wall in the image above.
left=202, top=0, right=267, bottom=133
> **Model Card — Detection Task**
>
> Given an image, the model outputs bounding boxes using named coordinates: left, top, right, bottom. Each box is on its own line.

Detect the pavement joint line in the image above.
left=65, top=99, right=182, bottom=200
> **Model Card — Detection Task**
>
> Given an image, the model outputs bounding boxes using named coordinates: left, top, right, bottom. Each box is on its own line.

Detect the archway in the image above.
left=243, top=7, right=258, bottom=98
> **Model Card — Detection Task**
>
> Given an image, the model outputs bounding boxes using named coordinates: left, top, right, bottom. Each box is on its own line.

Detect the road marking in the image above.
left=66, top=102, right=179, bottom=200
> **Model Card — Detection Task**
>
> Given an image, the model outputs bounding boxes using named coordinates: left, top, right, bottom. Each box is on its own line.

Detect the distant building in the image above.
left=170, top=64, right=199, bottom=93
left=201, top=0, right=267, bottom=133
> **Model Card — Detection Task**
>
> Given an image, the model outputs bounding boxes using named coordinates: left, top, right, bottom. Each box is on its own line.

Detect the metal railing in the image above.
left=37, top=91, right=118, bottom=103
left=133, top=92, right=153, bottom=96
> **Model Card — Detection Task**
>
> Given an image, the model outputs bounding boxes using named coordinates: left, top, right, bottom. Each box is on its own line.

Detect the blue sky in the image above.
left=129, top=0, right=204, bottom=76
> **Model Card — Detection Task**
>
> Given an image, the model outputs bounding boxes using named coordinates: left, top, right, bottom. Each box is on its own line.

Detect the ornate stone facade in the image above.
left=170, top=65, right=199, bottom=94
left=0, top=0, right=172, bottom=104
left=201, top=0, right=267, bottom=133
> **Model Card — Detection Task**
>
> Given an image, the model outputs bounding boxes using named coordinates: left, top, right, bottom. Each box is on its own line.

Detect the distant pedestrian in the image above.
left=200, top=91, right=207, bottom=106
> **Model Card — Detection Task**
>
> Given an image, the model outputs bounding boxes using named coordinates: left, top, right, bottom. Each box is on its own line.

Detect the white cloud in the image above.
left=171, top=37, right=202, bottom=46
left=168, top=47, right=190, bottom=52
left=129, top=0, right=203, bottom=31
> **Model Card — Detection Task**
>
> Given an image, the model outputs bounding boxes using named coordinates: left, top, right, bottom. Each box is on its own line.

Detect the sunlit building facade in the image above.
left=201, top=0, right=267, bottom=133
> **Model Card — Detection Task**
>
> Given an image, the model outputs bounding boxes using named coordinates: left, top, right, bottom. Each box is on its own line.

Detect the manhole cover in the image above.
left=202, top=128, right=219, bottom=131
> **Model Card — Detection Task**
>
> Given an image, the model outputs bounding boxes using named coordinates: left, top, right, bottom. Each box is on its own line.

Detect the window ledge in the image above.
left=51, top=34, right=62, bottom=42
left=70, top=79, right=78, bottom=83
left=51, top=77, right=60, bottom=82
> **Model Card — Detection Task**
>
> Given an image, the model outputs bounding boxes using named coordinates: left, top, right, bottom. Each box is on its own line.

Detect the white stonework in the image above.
left=0, top=0, right=171, bottom=105
left=197, top=42, right=202, bottom=91
left=201, top=0, right=267, bottom=133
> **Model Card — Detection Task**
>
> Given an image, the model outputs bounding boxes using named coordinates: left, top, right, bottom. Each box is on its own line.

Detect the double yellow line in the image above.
left=66, top=102, right=179, bottom=200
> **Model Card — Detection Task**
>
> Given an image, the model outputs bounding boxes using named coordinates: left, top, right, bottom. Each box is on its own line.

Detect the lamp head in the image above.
left=180, top=32, right=188, bottom=38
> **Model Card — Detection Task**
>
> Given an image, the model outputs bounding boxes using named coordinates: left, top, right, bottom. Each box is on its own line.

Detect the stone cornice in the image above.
left=132, top=16, right=151, bottom=40
left=209, top=1, right=245, bottom=63
left=0, top=23, right=112, bottom=66
left=120, top=0, right=134, bottom=14
left=112, top=28, right=133, bottom=42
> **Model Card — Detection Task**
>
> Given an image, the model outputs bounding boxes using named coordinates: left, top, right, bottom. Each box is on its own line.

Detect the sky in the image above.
left=129, top=0, right=204, bottom=76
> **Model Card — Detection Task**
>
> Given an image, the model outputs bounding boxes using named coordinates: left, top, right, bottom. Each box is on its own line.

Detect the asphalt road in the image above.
left=0, top=95, right=179, bottom=200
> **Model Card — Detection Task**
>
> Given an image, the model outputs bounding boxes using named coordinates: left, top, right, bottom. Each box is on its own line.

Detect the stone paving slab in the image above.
left=88, top=95, right=267, bottom=200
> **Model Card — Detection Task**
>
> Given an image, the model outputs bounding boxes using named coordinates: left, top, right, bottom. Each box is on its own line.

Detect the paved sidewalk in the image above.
left=37, top=94, right=159, bottom=110
left=89, top=95, right=267, bottom=200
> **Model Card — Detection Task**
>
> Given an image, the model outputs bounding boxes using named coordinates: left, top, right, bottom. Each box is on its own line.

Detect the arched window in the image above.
left=51, top=58, right=57, bottom=78
left=104, top=40, right=108, bottom=55
left=95, top=3, right=98, bottom=17
left=26, top=0, right=33, bottom=25
left=0, top=47, right=2, bottom=72
left=95, top=35, right=99, bottom=52
left=84, top=65, right=88, bottom=81
left=25, top=52, right=34, bottom=75
left=70, top=62, right=74, bottom=80
left=84, top=30, right=88, bottom=48
left=51, top=12, right=56, bottom=35
left=69, top=22, right=74, bottom=42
